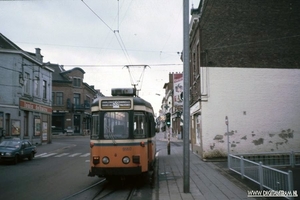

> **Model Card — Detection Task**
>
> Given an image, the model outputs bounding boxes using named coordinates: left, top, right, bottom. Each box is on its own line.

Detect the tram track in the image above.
left=62, top=179, right=107, bottom=200
left=92, top=179, right=138, bottom=200
left=62, top=177, right=141, bottom=200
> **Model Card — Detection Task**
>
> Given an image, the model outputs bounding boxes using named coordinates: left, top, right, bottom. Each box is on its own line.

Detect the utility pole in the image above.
left=183, top=0, right=190, bottom=193
left=225, top=116, right=230, bottom=168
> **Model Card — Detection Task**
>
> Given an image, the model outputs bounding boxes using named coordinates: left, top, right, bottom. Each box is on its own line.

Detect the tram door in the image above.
left=74, top=115, right=81, bottom=133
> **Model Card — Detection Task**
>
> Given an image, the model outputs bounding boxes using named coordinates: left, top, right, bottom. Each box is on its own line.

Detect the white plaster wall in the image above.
left=201, top=67, right=300, bottom=158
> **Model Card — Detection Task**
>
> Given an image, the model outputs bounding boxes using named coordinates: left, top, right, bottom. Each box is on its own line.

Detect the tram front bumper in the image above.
left=89, top=166, right=142, bottom=177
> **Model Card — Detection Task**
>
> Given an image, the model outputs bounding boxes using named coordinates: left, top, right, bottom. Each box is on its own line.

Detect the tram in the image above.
left=88, top=88, right=156, bottom=179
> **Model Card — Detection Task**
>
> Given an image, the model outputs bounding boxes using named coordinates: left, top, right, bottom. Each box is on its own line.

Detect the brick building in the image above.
left=50, top=64, right=102, bottom=135
left=188, top=1, right=300, bottom=158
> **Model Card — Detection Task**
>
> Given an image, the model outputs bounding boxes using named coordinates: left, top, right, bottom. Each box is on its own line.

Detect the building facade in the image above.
left=159, top=73, right=183, bottom=138
left=51, top=64, right=101, bottom=135
left=188, top=1, right=300, bottom=158
left=0, top=33, right=53, bottom=144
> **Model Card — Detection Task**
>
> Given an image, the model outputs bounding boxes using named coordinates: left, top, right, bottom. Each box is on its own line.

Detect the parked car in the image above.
left=0, top=138, right=37, bottom=164
left=63, top=127, right=74, bottom=135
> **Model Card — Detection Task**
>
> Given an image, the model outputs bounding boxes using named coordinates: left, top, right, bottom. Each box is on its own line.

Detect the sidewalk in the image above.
left=154, top=132, right=255, bottom=200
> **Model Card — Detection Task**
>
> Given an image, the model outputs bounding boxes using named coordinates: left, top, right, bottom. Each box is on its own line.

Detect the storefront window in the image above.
left=24, top=111, right=29, bottom=137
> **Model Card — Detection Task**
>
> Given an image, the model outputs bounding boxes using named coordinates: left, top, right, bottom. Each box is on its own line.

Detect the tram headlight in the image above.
left=102, top=156, right=110, bottom=164
left=122, top=156, right=130, bottom=164
left=93, top=156, right=100, bottom=165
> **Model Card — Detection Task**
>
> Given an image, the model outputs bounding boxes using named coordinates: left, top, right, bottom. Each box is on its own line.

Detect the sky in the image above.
left=1, top=0, right=200, bottom=114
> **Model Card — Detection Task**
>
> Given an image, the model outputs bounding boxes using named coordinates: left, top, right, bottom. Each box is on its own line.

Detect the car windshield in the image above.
left=0, top=141, right=20, bottom=148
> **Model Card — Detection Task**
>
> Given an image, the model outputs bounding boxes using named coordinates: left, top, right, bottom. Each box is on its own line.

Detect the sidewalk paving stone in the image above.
left=154, top=132, right=255, bottom=200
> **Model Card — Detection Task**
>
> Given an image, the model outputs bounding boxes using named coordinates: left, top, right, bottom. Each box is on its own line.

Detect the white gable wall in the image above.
left=201, top=67, right=300, bottom=158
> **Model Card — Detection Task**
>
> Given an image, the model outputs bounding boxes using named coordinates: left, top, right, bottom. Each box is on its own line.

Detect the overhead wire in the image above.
left=62, top=63, right=182, bottom=67
left=81, top=0, right=114, bottom=32
left=114, top=31, right=132, bottom=64
left=81, top=0, right=132, bottom=64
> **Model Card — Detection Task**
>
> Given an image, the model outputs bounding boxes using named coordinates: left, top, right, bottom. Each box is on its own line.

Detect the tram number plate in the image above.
left=122, top=147, right=132, bottom=151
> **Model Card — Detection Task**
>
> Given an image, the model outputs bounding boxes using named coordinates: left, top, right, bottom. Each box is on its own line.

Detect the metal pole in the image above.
left=167, top=126, right=170, bottom=155
left=225, top=116, right=230, bottom=168
left=183, top=0, right=190, bottom=193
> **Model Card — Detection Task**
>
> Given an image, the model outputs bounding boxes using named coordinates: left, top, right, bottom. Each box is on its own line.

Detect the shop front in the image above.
left=19, top=99, right=52, bottom=144
left=190, top=101, right=202, bottom=158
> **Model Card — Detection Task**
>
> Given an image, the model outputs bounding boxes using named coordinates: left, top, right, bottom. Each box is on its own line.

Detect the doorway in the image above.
left=73, top=115, right=81, bottom=134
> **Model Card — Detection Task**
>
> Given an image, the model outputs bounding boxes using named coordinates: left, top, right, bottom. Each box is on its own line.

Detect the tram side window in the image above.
left=134, top=112, right=146, bottom=139
left=104, top=112, right=129, bottom=139
left=91, top=114, right=100, bottom=139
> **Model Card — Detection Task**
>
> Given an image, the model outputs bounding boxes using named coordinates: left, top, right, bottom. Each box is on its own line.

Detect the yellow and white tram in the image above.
left=88, top=88, right=156, bottom=179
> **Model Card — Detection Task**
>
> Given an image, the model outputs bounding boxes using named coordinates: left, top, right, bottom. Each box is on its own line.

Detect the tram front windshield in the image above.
left=91, top=111, right=147, bottom=140
left=104, top=112, right=129, bottom=139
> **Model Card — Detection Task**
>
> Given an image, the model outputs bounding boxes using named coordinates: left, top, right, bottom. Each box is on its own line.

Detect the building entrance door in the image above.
left=74, top=115, right=80, bottom=134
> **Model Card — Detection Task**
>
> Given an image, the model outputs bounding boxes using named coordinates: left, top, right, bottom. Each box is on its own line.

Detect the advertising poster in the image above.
left=42, top=122, right=48, bottom=141
left=35, top=117, right=41, bottom=136
left=11, top=120, right=21, bottom=136
left=173, top=73, right=183, bottom=107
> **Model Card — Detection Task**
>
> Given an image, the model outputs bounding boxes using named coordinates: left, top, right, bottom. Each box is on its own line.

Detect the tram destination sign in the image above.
left=101, top=100, right=132, bottom=109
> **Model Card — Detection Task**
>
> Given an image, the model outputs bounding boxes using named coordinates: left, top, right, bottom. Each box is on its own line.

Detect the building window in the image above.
left=86, top=96, right=91, bottom=104
left=56, top=92, right=63, bottom=105
left=43, top=80, right=47, bottom=99
left=24, top=72, right=30, bottom=94
left=85, top=96, right=91, bottom=108
left=52, top=92, right=55, bottom=105
left=74, top=93, right=80, bottom=106
left=34, top=76, right=39, bottom=96
left=73, top=78, right=81, bottom=87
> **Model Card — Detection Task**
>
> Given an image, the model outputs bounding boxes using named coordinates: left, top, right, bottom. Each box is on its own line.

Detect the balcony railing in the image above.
left=66, top=99, right=90, bottom=111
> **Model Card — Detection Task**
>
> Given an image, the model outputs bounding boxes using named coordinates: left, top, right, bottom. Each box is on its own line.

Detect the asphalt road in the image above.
left=0, top=136, right=159, bottom=200
left=1, top=135, right=297, bottom=200
left=0, top=136, right=99, bottom=200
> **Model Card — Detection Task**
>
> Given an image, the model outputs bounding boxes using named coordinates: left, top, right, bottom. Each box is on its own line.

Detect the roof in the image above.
left=0, top=33, right=22, bottom=51
left=47, top=63, right=69, bottom=82
left=61, top=67, right=85, bottom=75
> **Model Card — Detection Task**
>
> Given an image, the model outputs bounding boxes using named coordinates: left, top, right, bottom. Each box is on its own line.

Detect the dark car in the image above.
left=0, top=139, right=37, bottom=164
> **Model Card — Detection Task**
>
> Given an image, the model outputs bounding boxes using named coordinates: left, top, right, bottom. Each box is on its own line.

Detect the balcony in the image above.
left=66, top=99, right=90, bottom=112
left=73, top=103, right=90, bottom=111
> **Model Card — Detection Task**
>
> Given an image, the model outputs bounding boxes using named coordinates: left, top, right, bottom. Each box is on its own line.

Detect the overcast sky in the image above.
left=1, top=0, right=200, bottom=114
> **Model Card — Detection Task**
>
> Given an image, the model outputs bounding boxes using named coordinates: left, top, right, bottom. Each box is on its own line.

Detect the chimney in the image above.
left=35, top=48, right=43, bottom=62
